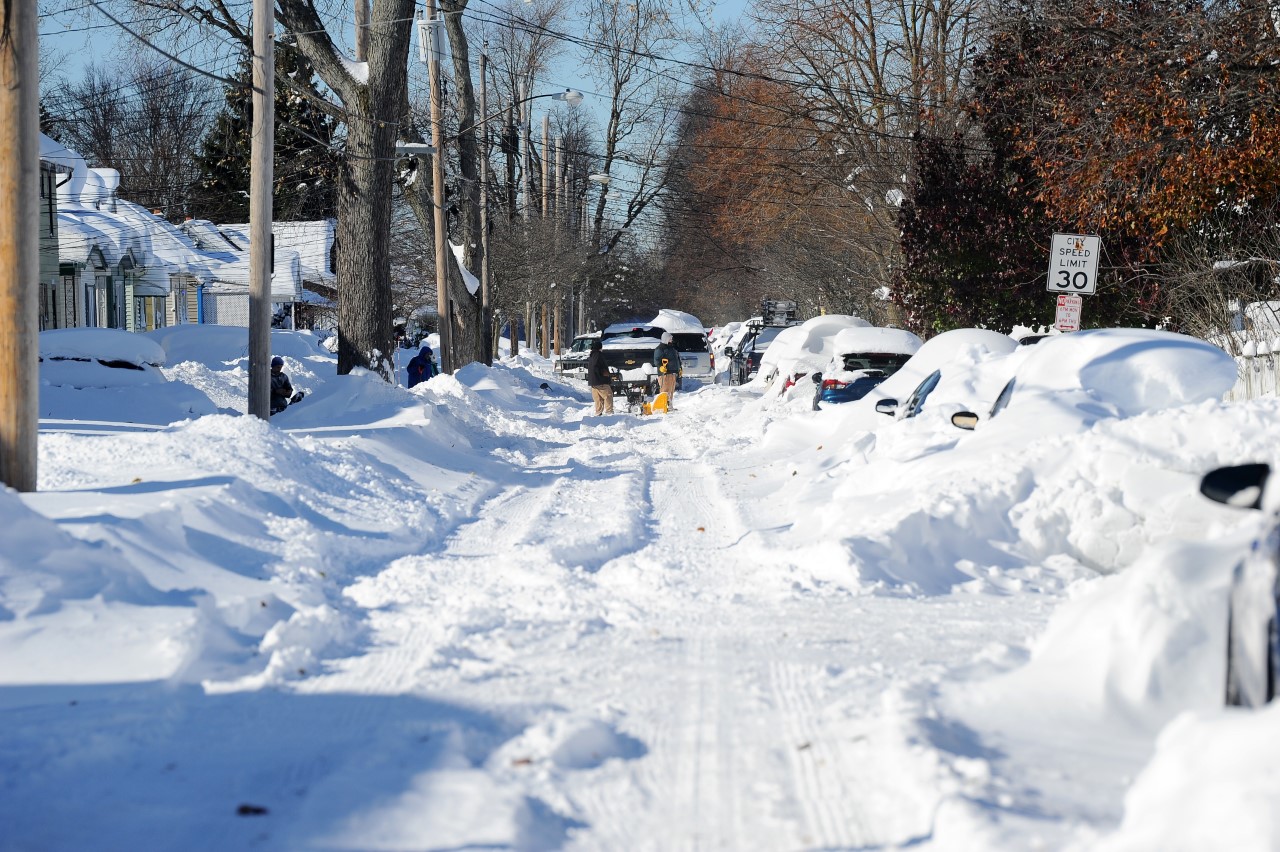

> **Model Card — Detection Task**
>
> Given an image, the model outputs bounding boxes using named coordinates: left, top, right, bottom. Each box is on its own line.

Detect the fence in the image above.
left=1227, top=340, right=1280, bottom=401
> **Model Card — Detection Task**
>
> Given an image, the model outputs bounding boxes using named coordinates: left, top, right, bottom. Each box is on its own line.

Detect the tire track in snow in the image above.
left=770, top=660, right=874, bottom=848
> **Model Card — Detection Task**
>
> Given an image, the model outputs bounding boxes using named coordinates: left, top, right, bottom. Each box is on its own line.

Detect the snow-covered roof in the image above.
left=222, top=220, right=335, bottom=287
left=45, top=136, right=311, bottom=300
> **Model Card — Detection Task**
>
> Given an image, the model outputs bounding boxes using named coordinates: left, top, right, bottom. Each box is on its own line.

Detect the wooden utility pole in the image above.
left=553, top=302, right=561, bottom=355
left=427, top=0, right=453, bottom=373
left=554, top=139, right=563, bottom=220
left=0, top=0, right=39, bottom=491
left=540, top=304, right=549, bottom=357
left=479, top=49, right=492, bottom=366
left=541, top=113, right=550, bottom=216
left=247, top=0, right=274, bottom=420
left=520, top=81, right=532, bottom=222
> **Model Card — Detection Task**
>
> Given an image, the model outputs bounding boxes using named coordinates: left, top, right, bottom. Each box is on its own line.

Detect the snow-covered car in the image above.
left=39, top=327, right=219, bottom=424
left=754, top=315, right=872, bottom=394
left=864, top=329, right=1020, bottom=425
left=946, top=328, right=1239, bottom=438
left=1198, top=462, right=1279, bottom=708
left=554, top=333, right=599, bottom=381
left=811, top=326, right=923, bottom=410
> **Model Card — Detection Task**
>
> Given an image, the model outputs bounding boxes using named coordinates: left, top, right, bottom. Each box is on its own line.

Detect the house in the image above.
left=212, top=219, right=336, bottom=329
left=41, top=132, right=335, bottom=334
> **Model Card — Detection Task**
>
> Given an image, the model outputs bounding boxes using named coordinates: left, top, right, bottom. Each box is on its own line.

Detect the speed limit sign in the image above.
left=1047, top=233, right=1100, bottom=295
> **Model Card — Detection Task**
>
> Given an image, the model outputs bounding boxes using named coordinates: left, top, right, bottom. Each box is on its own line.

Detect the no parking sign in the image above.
left=1055, top=293, right=1082, bottom=332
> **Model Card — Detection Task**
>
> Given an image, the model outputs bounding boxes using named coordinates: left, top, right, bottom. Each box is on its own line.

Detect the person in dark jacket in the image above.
left=585, top=339, right=614, bottom=415
left=406, top=345, right=437, bottom=388
left=653, top=332, right=681, bottom=407
left=270, top=356, right=302, bottom=415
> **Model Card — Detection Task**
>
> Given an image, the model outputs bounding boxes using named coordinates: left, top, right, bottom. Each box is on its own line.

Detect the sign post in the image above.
left=1047, top=233, right=1100, bottom=296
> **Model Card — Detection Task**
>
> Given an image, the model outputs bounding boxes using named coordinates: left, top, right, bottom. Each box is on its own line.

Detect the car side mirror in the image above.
left=723, top=347, right=734, bottom=357
left=875, top=398, right=898, bottom=416
left=811, top=372, right=823, bottom=384
left=951, top=411, right=979, bottom=431
left=1200, top=463, right=1270, bottom=510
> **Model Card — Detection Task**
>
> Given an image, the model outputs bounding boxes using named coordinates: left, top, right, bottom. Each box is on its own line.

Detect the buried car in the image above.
left=942, top=328, right=1239, bottom=437
left=39, top=327, right=219, bottom=424
left=811, top=326, right=923, bottom=410
left=865, top=328, right=1021, bottom=424
left=649, top=308, right=714, bottom=382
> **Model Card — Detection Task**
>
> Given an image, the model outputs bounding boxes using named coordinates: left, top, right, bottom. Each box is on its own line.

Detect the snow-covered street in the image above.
left=3, top=328, right=1277, bottom=850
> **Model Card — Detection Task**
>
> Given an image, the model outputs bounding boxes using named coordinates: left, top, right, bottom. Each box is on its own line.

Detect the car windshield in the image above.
left=571, top=337, right=593, bottom=352
left=670, top=333, right=708, bottom=353
left=747, top=326, right=784, bottom=353
left=841, top=352, right=913, bottom=375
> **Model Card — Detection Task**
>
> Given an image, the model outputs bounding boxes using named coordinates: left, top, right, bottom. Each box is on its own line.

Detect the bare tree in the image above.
left=44, top=60, right=217, bottom=217
left=123, top=0, right=418, bottom=377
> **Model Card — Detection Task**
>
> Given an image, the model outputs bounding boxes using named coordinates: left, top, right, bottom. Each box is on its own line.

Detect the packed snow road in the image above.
left=5, top=350, right=1246, bottom=850
left=279, top=384, right=1048, bottom=850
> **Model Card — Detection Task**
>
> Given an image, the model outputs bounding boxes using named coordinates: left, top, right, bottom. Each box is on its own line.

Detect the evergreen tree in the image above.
left=190, top=43, right=340, bottom=224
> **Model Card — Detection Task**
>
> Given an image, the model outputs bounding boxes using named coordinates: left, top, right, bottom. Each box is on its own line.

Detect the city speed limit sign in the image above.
left=1047, top=233, right=1100, bottom=295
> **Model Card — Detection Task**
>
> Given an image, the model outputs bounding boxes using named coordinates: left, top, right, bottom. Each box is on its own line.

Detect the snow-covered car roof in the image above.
left=40, top=327, right=166, bottom=368
left=757, top=314, right=872, bottom=381
left=649, top=308, right=705, bottom=335
left=829, top=326, right=923, bottom=358
left=601, top=335, right=661, bottom=349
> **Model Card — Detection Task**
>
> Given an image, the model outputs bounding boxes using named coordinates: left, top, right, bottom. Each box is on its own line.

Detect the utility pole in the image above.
left=427, top=0, right=453, bottom=373
left=247, top=0, right=274, bottom=420
left=0, top=0, right=39, bottom=491
left=541, top=113, right=550, bottom=217
left=520, top=80, right=532, bottom=222
left=554, top=138, right=563, bottom=221
left=479, top=48, right=492, bottom=365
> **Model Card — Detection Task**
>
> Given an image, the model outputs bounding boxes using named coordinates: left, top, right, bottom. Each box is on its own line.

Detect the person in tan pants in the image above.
left=653, top=332, right=681, bottom=409
left=585, top=338, right=614, bottom=415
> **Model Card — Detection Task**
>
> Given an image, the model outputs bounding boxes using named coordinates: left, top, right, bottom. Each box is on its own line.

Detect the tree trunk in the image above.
left=280, top=0, right=416, bottom=379
left=335, top=94, right=397, bottom=377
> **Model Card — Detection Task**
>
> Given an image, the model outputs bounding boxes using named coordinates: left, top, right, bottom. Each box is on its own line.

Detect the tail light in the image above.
left=822, top=379, right=847, bottom=390
left=710, top=354, right=715, bottom=369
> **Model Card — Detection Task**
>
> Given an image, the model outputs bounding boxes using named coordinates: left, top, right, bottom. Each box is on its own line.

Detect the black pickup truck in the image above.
left=601, top=336, right=661, bottom=395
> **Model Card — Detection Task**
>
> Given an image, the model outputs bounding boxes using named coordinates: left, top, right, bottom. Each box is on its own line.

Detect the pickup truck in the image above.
left=553, top=333, right=599, bottom=381
left=600, top=335, right=661, bottom=395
